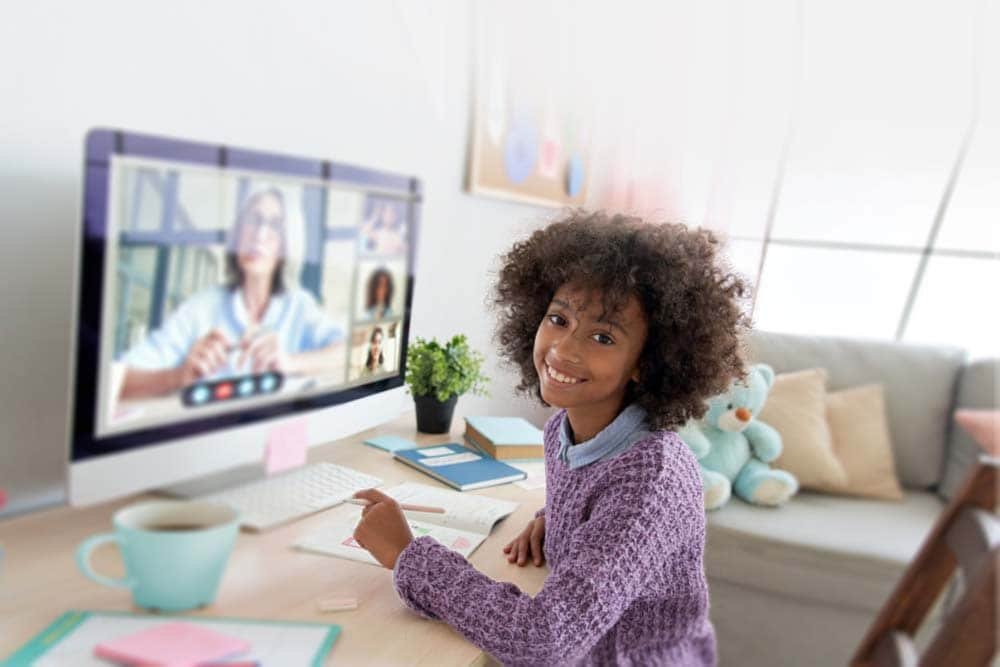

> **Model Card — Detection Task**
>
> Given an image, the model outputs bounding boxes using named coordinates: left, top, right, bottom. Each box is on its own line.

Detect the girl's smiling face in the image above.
left=533, top=284, right=648, bottom=437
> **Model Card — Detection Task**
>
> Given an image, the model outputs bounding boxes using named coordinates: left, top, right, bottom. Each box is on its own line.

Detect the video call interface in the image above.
left=97, top=155, right=411, bottom=437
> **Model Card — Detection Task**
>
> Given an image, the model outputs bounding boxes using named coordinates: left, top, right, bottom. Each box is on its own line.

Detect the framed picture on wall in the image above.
left=466, top=10, right=591, bottom=208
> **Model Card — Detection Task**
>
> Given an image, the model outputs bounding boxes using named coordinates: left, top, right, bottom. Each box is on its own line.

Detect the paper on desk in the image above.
left=295, top=482, right=519, bottom=564
left=387, top=482, right=518, bottom=534
left=508, top=460, right=546, bottom=490
left=296, top=508, right=488, bottom=565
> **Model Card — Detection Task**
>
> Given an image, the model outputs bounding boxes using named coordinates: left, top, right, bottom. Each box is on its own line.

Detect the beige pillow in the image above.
left=823, top=384, right=904, bottom=500
left=758, top=368, right=848, bottom=489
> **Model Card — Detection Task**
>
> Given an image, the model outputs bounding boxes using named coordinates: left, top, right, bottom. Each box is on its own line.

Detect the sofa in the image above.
left=705, top=330, right=997, bottom=666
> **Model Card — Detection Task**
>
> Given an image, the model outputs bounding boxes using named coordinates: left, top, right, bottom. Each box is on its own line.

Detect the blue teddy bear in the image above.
left=678, top=363, right=798, bottom=510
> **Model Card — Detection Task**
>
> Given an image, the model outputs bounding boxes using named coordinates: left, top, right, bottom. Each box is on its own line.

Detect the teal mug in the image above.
left=76, top=500, right=239, bottom=611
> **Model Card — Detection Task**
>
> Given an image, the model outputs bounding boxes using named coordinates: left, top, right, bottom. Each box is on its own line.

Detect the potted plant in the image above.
left=405, top=335, right=489, bottom=433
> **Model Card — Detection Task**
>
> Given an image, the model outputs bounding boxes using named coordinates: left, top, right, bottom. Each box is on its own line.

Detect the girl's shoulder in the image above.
left=606, top=430, right=702, bottom=493
left=571, top=430, right=704, bottom=527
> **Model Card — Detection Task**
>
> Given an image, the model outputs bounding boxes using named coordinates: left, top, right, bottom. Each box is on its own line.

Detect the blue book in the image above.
left=464, top=416, right=544, bottom=460
left=393, top=443, right=527, bottom=491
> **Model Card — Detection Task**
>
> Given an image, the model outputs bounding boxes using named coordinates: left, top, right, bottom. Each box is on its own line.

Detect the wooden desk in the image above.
left=0, top=414, right=548, bottom=665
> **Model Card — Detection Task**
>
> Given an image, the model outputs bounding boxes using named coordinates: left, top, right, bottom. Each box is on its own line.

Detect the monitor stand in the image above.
left=157, top=462, right=271, bottom=499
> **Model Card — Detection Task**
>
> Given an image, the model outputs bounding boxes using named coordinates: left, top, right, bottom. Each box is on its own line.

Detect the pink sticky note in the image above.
left=265, top=418, right=308, bottom=475
left=94, top=621, right=250, bottom=666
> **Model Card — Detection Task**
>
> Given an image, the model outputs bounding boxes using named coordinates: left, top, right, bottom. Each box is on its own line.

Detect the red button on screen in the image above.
left=214, top=383, right=233, bottom=400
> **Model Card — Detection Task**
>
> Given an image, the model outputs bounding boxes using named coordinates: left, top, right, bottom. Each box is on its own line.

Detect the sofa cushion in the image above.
left=747, top=331, right=965, bottom=489
left=759, top=368, right=847, bottom=489
left=939, top=359, right=999, bottom=500
left=705, top=491, right=943, bottom=611
left=824, top=384, right=904, bottom=500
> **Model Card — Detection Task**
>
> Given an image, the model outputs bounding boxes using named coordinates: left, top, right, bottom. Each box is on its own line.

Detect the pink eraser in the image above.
left=93, top=621, right=250, bottom=665
left=317, top=596, right=359, bottom=612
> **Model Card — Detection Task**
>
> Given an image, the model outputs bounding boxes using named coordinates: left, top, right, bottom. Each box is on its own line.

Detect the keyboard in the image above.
left=202, top=462, right=383, bottom=531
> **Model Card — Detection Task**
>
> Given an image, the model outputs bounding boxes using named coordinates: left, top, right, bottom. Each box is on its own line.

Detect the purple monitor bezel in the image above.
left=71, top=128, right=420, bottom=461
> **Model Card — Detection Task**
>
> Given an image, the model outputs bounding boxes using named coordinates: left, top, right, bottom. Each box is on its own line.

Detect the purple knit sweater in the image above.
left=394, top=410, right=716, bottom=666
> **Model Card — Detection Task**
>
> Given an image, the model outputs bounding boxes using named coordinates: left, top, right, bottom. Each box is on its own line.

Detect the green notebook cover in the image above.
left=3, top=610, right=341, bottom=667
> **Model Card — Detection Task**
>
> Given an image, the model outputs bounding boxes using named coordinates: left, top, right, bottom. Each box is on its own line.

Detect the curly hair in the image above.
left=493, top=210, right=750, bottom=430
left=366, top=268, right=395, bottom=311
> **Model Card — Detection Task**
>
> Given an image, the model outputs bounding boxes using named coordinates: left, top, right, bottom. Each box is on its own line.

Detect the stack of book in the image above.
left=464, top=416, right=544, bottom=460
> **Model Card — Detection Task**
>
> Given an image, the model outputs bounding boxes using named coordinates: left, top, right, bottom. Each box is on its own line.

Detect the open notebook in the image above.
left=294, top=482, right=519, bottom=564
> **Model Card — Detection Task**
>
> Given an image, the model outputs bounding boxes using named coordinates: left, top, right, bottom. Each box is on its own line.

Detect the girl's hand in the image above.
left=503, top=516, right=546, bottom=567
left=352, top=488, right=415, bottom=569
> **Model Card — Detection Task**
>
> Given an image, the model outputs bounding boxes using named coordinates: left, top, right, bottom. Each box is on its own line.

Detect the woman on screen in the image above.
left=362, top=327, right=385, bottom=375
left=359, top=200, right=406, bottom=255
left=364, top=268, right=394, bottom=320
left=119, top=187, right=346, bottom=399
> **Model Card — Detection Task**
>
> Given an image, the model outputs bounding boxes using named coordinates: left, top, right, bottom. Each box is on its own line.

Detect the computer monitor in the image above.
left=69, top=129, right=420, bottom=505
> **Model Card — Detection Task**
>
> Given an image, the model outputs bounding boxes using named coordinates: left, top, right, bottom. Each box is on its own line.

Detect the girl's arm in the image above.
left=394, top=462, right=700, bottom=665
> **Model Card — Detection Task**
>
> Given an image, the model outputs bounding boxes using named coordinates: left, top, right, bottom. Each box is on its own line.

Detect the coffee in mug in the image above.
left=76, top=500, right=239, bottom=611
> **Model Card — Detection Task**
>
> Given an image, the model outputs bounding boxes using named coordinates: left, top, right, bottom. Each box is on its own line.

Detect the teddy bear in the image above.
left=678, top=363, right=798, bottom=510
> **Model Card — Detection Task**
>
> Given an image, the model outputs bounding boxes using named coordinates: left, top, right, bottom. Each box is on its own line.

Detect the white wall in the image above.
left=0, top=0, right=555, bottom=515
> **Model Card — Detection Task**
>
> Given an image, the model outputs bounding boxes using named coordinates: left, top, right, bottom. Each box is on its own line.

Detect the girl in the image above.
left=353, top=211, right=749, bottom=666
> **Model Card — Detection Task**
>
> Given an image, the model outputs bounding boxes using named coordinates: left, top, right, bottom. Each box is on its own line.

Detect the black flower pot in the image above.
left=413, top=394, right=459, bottom=434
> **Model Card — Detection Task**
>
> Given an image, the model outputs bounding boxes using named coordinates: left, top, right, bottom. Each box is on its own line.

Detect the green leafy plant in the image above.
left=405, top=335, right=490, bottom=402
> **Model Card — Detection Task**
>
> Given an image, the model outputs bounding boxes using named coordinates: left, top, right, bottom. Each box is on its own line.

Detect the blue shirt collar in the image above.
left=228, top=287, right=288, bottom=334
left=558, top=403, right=651, bottom=469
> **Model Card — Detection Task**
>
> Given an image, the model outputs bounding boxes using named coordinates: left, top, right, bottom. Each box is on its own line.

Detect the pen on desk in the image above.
left=344, top=498, right=446, bottom=514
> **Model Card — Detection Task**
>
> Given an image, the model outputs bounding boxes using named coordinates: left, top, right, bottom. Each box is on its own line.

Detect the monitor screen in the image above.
left=71, top=129, right=419, bottom=461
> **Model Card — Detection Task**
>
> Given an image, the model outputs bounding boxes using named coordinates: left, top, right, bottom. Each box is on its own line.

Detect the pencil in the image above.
left=344, top=498, right=446, bottom=514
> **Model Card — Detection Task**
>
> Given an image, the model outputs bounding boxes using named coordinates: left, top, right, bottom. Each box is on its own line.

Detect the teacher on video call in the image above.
left=120, top=187, right=345, bottom=399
